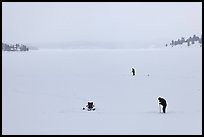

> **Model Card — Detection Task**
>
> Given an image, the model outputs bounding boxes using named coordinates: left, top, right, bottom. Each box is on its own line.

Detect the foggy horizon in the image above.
left=2, top=2, right=202, bottom=47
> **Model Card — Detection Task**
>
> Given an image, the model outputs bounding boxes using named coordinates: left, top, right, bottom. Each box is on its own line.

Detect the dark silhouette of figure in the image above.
left=158, top=97, right=167, bottom=113
left=87, top=102, right=94, bottom=109
left=132, top=68, right=135, bottom=76
left=83, top=101, right=95, bottom=111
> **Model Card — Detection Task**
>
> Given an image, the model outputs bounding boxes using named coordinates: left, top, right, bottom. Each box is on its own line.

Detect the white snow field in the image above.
left=2, top=47, right=202, bottom=135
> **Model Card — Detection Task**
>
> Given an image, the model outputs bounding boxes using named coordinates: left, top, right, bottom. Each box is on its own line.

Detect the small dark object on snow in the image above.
left=87, top=102, right=94, bottom=108
left=158, top=97, right=167, bottom=113
left=132, top=68, right=135, bottom=76
left=83, top=101, right=95, bottom=111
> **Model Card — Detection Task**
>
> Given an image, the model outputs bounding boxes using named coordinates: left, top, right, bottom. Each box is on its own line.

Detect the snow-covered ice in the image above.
left=2, top=47, right=202, bottom=135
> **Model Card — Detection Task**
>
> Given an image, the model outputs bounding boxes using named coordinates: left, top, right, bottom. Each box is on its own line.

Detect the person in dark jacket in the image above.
left=132, top=68, right=135, bottom=76
left=158, top=97, right=167, bottom=113
left=83, top=101, right=95, bottom=111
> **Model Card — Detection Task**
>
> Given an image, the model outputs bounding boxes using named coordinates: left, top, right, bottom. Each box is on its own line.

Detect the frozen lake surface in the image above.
left=2, top=48, right=202, bottom=135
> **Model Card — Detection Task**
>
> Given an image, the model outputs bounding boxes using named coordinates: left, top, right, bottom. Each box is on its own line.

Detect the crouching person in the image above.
left=83, top=101, right=95, bottom=111
left=158, top=97, right=167, bottom=113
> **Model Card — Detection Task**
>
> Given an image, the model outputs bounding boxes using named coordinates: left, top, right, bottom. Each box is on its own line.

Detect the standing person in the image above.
left=158, top=97, right=167, bottom=113
left=132, top=68, right=135, bottom=76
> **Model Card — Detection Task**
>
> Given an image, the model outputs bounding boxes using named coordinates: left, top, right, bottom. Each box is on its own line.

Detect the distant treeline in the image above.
left=2, top=43, right=29, bottom=51
left=165, top=34, right=202, bottom=47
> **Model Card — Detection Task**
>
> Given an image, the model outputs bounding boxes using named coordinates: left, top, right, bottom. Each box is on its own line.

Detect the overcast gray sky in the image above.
left=2, top=2, right=202, bottom=45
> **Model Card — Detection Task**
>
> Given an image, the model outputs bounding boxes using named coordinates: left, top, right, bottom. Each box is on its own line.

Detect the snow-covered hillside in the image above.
left=2, top=47, right=202, bottom=135
left=166, top=41, right=202, bottom=48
